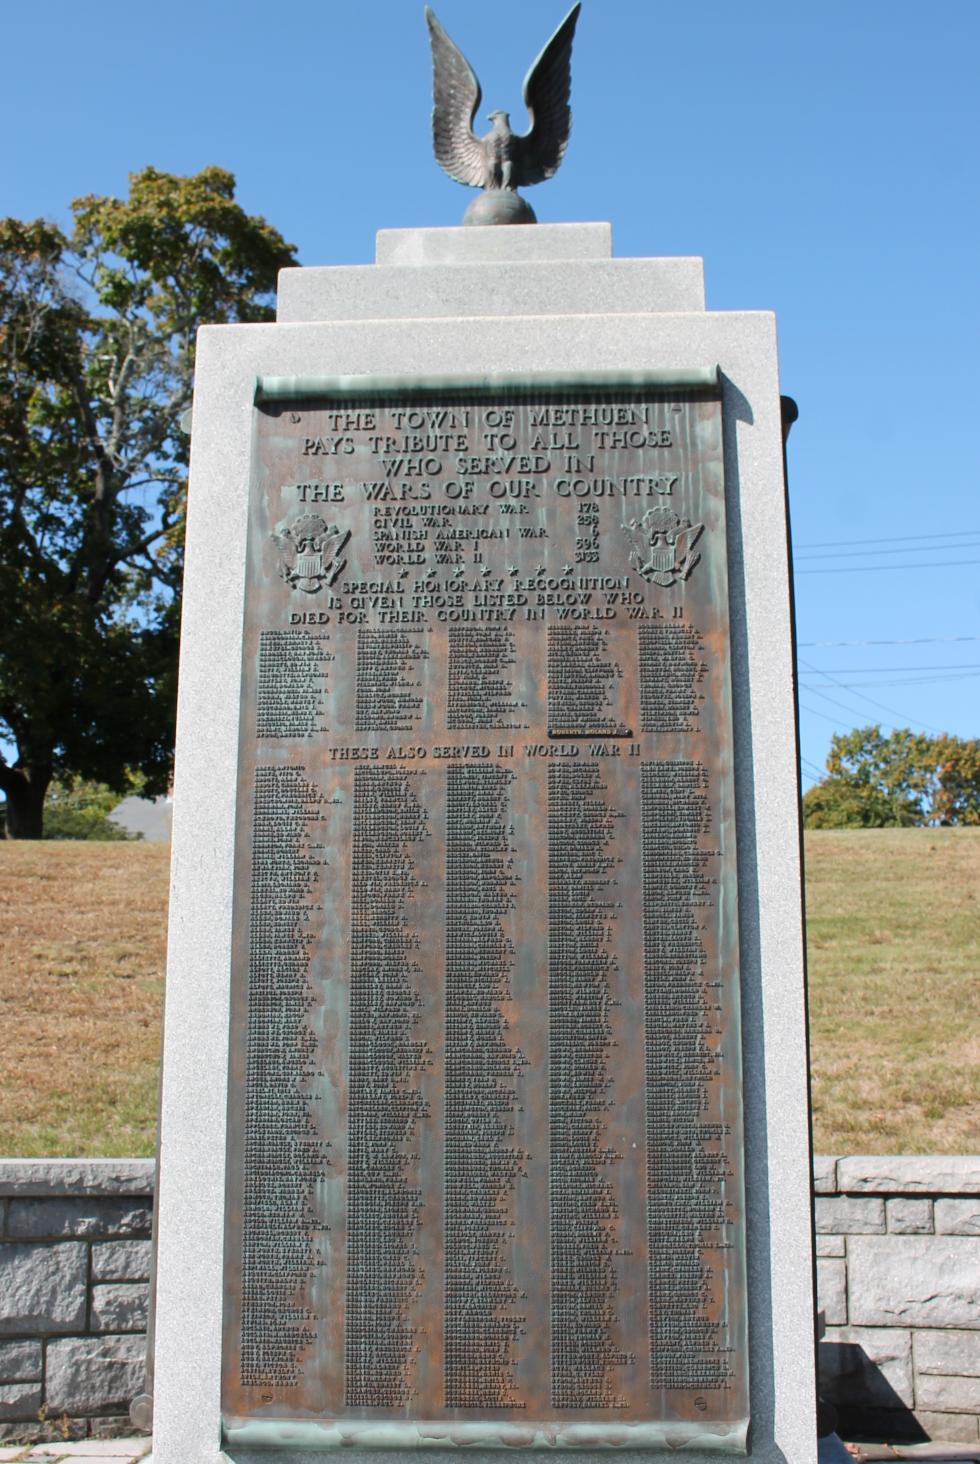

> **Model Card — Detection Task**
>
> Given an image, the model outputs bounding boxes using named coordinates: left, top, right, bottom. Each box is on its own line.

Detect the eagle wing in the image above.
left=426, top=7, right=488, bottom=188
left=623, top=517, right=646, bottom=570
left=271, top=527, right=293, bottom=556
left=674, top=522, right=705, bottom=578
left=271, top=526, right=297, bottom=580
left=511, top=2, right=581, bottom=187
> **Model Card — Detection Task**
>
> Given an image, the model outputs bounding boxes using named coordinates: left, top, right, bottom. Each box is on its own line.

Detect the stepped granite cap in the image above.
left=277, top=223, right=706, bottom=323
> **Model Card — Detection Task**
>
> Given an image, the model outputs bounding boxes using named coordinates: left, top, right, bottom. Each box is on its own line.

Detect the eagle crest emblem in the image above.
left=271, top=514, right=350, bottom=594
left=426, top=4, right=581, bottom=225
left=625, top=506, right=704, bottom=588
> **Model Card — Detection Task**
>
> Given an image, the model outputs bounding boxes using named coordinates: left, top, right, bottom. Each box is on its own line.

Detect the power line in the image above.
left=797, top=657, right=948, bottom=735
left=796, top=558, right=980, bottom=574
left=799, top=700, right=861, bottom=728
left=799, top=636, right=980, bottom=648
left=800, top=683, right=898, bottom=728
left=796, top=688, right=890, bottom=729
left=800, top=662, right=980, bottom=674
left=797, top=542, right=980, bottom=562
left=799, top=670, right=980, bottom=684
left=803, top=671, right=980, bottom=689
left=795, top=527, right=980, bottom=550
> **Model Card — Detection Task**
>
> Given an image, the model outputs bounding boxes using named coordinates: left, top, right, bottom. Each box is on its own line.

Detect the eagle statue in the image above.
left=425, top=3, right=581, bottom=225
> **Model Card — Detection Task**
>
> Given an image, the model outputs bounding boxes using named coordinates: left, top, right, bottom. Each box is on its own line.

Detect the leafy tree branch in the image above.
left=0, top=166, right=296, bottom=837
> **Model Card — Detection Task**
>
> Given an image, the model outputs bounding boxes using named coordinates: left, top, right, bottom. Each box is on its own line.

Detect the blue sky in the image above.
left=3, top=0, right=979, bottom=787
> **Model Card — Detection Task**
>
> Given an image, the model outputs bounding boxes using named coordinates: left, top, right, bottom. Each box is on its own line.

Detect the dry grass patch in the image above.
left=805, top=828, right=980, bottom=1154
left=0, top=842, right=170, bottom=1156
left=0, top=830, right=977, bottom=1156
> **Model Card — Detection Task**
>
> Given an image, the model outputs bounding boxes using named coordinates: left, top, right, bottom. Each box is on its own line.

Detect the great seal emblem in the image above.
left=271, top=514, right=350, bottom=594
left=625, top=505, right=704, bottom=588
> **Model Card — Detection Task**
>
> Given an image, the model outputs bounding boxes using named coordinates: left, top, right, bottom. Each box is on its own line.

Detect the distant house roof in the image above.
left=109, top=795, right=173, bottom=843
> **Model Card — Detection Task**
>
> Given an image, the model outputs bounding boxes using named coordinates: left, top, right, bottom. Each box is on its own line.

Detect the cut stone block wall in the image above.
left=815, top=1155, right=980, bottom=1445
left=2, top=1156, right=976, bottom=1444
left=0, top=1160, right=152, bottom=1444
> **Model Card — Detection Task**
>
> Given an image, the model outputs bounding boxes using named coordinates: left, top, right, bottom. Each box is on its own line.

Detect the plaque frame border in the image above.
left=222, top=1418, right=748, bottom=1453
left=221, top=369, right=749, bottom=1455
left=253, top=366, right=720, bottom=401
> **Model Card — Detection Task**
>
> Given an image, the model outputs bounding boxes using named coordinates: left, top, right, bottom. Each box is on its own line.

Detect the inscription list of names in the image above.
left=223, top=387, right=747, bottom=1448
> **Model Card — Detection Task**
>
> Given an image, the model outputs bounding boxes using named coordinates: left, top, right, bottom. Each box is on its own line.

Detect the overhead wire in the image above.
left=791, top=535, right=977, bottom=768
left=799, top=671, right=980, bottom=690
left=800, top=682, right=897, bottom=726
left=797, top=657, right=948, bottom=735
left=795, top=558, right=980, bottom=574
left=798, top=662, right=980, bottom=674
left=796, top=542, right=980, bottom=562
left=798, top=700, right=860, bottom=728
left=795, top=527, right=980, bottom=551
left=799, top=636, right=980, bottom=648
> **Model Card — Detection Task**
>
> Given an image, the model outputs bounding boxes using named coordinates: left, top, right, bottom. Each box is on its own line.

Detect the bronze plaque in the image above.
left=222, top=381, right=748, bottom=1453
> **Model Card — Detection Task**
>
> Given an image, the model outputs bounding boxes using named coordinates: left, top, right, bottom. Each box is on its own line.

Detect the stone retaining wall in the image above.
left=1, top=1156, right=977, bottom=1444
left=0, top=1160, right=153, bottom=1444
left=815, top=1155, right=980, bottom=1445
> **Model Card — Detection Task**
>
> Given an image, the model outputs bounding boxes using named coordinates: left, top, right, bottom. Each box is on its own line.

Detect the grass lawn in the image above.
left=0, top=830, right=977, bottom=1156
left=0, top=842, right=169, bottom=1157
left=805, top=827, right=979, bottom=1154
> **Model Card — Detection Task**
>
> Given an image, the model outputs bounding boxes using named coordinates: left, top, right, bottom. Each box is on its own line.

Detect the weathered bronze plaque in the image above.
left=222, top=380, right=748, bottom=1452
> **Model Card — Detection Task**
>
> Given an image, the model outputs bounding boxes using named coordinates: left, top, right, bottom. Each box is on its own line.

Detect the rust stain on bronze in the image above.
left=221, top=386, right=748, bottom=1448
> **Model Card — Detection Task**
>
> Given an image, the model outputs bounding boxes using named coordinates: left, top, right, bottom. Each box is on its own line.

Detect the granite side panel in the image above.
left=375, top=222, right=613, bottom=266
left=277, top=257, right=707, bottom=323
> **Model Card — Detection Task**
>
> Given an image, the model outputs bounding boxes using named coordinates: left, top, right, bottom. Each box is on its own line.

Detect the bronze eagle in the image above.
left=425, top=3, right=582, bottom=224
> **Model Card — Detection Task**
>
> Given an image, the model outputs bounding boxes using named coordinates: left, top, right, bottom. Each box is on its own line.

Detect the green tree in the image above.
left=0, top=167, right=296, bottom=837
left=803, top=725, right=980, bottom=828
left=933, top=734, right=980, bottom=825
left=40, top=777, right=139, bottom=841
left=802, top=775, right=896, bottom=829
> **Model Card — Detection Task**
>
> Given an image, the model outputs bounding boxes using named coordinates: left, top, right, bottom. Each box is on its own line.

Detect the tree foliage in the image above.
left=804, top=725, right=980, bottom=828
left=932, top=735, right=980, bottom=826
left=0, top=167, right=296, bottom=836
left=40, top=778, right=139, bottom=842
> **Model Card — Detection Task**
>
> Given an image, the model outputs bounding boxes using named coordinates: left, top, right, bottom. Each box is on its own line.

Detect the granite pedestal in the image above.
left=150, top=223, right=814, bottom=1463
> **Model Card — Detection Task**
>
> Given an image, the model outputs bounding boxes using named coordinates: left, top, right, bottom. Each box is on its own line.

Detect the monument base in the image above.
left=149, top=224, right=816, bottom=1464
